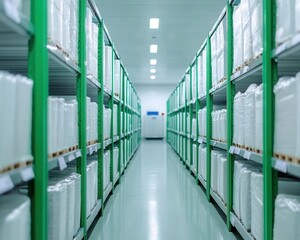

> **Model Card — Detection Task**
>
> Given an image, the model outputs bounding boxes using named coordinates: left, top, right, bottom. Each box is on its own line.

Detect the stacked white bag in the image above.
left=48, top=0, right=79, bottom=63
left=0, top=72, right=33, bottom=170
left=233, top=0, right=263, bottom=73
left=211, top=20, right=225, bottom=88
left=113, top=147, right=119, bottom=178
left=104, top=46, right=113, bottom=93
left=198, top=108, right=207, bottom=137
left=103, top=106, right=112, bottom=140
left=191, top=65, right=197, bottom=100
left=103, top=150, right=111, bottom=190
left=114, top=60, right=121, bottom=97
left=113, top=104, right=118, bottom=136
left=274, top=74, right=300, bottom=159
left=86, top=161, right=98, bottom=216
left=86, top=97, right=98, bottom=143
left=198, top=146, right=207, bottom=181
left=185, top=73, right=191, bottom=101
left=192, top=144, right=197, bottom=170
left=233, top=84, right=263, bottom=151
left=0, top=194, right=31, bottom=240
left=273, top=194, right=300, bottom=240
left=276, top=0, right=300, bottom=46
left=211, top=109, right=227, bottom=142
left=48, top=170, right=81, bottom=240
left=48, top=97, right=79, bottom=155
left=197, top=50, right=207, bottom=97
left=191, top=118, right=197, bottom=138
left=86, top=8, right=98, bottom=79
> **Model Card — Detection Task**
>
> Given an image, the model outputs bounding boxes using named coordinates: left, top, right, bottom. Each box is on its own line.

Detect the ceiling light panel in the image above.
left=150, top=44, right=158, bottom=53
left=150, top=59, right=157, bottom=65
left=150, top=75, right=156, bottom=79
left=150, top=18, right=159, bottom=29
left=150, top=69, right=156, bottom=73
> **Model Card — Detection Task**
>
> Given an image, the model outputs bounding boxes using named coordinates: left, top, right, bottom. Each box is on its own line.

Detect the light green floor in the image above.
left=89, top=140, right=238, bottom=240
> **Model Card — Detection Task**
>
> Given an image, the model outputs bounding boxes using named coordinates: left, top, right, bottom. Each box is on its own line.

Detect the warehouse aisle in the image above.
left=89, top=140, right=238, bottom=240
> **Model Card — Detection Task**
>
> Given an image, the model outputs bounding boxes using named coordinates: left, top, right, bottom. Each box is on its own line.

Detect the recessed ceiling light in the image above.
left=150, top=75, right=156, bottom=79
left=150, top=59, right=157, bottom=65
left=150, top=44, right=158, bottom=53
left=150, top=18, right=159, bottom=29
left=150, top=69, right=156, bottom=73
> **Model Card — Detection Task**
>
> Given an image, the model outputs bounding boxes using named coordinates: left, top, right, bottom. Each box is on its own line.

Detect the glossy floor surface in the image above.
left=89, top=140, right=238, bottom=240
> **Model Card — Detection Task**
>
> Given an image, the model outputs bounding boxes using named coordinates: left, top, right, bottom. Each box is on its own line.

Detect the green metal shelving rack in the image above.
left=0, top=0, right=142, bottom=239
left=167, top=1, right=300, bottom=240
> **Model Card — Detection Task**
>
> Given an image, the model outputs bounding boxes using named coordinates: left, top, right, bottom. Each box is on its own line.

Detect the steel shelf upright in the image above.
left=28, top=0, right=48, bottom=239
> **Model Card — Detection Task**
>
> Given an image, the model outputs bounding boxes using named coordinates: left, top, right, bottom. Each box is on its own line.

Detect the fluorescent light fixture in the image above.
left=150, top=69, right=156, bottom=73
left=150, top=75, right=156, bottom=79
left=150, top=59, right=157, bottom=65
left=150, top=44, right=158, bottom=53
left=150, top=18, right=159, bottom=29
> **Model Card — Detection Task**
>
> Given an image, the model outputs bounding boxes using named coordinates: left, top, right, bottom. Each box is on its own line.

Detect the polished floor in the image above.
left=89, top=140, right=238, bottom=240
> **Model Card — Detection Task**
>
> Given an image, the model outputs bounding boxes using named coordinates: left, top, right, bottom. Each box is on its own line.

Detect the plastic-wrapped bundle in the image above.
left=218, top=156, right=227, bottom=203
left=276, top=0, right=295, bottom=45
left=199, top=147, right=207, bottom=180
left=0, top=194, right=31, bottom=240
left=217, top=21, right=225, bottom=83
left=105, top=46, right=113, bottom=93
left=296, top=0, right=300, bottom=33
left=48, top=183, right=67, bottom=240
left=0, top=73, right=16, bottom=169
left=192, top=66, right=197, bottom=100
left=273, top=194, right=300, bottom=240
left=250, top=0, right=263, bottom=57
left=48, top=0, right=62, bottom=47
left=120, top=140, right=124, bottom=170
left=245, top=84, right=257, bottom=149
left=233, top=92, right=245, bottom=146
left=86, top=97, right=91, bottom=142
left=241, top=0, right=253, bottom=63
left=90, top=102, right=98, bottom=142
left=211, top=32, right=218, bottom=87
left=114, top=59, right=121, bottom=96
left=192, top=118, right=196, bottom=138
left=186, top=113, right=190, bottom=134
left=48, top=97, right=58, bottom=154
left=211, top=151, right=220, bottom=192
left=113, top=147, right=119, bottom=178
left=185, top=73, right=191, bottom=101
left=187, top=139, right=191, bottom=163
left=64, top=100, right=78, bottom=149
left=57, top=98, right=65, bottom=151
left=255, top=84, right=263, bottom=151
left=113, top=104, right=118, bottom=136
left=233, top=5, right=243, bottom=72
left=104, top=107, right=112, bottom=140
left=69, top=0, right=79, bottom=62
left=233, top=160, right=245, bottom=218
left=251, top=172, right=263, bottom=240
left=103, top=150, right=111, bottom=190
left=274, top=77, right=298, bottom=157
left=62, top=0, right=71, bottom=53
left=220, top=109, right=227, bottom=142
left=192, top=144, right=197, bottom=169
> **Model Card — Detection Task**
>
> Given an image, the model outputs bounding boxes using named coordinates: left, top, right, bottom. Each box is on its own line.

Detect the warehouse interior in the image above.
left=0, top=0, right=300, bottom=240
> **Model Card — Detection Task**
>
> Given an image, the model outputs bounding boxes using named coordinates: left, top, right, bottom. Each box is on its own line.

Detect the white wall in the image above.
left=135, top=84, right=176, bottom=137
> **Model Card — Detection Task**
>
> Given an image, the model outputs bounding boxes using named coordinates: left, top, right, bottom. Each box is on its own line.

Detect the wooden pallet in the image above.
left=233, top=143, right=246, bottom=150
left=217, top=77, right=227, bottom=86
left=0, top=160, right=33, bottom=174
left=255, top=149, right=262, bottom=154
left=274, top=153, right=300, bottom=164
left=48, top=150, right=64, bottom=159
left=87, top=140, right=97, bottom=146
left=246, top=146, right=255, bottom=152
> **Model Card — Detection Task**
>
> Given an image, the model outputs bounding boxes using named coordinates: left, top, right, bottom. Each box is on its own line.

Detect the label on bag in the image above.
left=89, top=147, right=94, bottom=155
left=4, top=0, right=21, bottom=23
left=243, top=151, right=252, bottom=160
left=58, top=157, right=67, bottom=171
left=274, top=159, right=287, bottom=173
left=234, top=147, right=241, bottom=155
left=68, top=153, right=76, bottom=162
left=213, top=141, right=217, bottom=146
left=20, top=167, right=34, bottom=182
left=199, top=138, right=203, bottom=144
left=75, top=150, right=81, bottom=158
left=229, top=146, right=235, bottom=154
left=0, top=175, right=14, bottom=194
left=94, top=145, right=98, bottom=152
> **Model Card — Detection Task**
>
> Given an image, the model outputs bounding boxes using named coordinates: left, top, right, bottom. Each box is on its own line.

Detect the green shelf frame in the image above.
left=166, top=1, right=299, bottom=240
left=0, top=0, right=142, bottom=239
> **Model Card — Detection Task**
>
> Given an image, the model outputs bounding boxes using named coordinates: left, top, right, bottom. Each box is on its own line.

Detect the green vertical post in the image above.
left=117, top=63, right=122, bottom=174
left=206, top=36, right=212, bottom=201
left=28, top=0, right=48, bottom=239
left=110, top=49, right=115, bottom=189
left=263, top=0, right=278, bottom=239
left=189, top=67, right=193, bottom=170
left=226, top=0, right=234, bottom=230
left=184, top=78, right=188, bottom=166
left=77, top=0, right=87, bottom=236
left=195, top=56, right=199, bottom=180
left=97, top=21, right=104, bottom=206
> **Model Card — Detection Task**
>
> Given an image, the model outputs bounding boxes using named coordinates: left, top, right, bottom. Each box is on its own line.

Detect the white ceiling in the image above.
left=96, top=0, right=226, bottom=85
